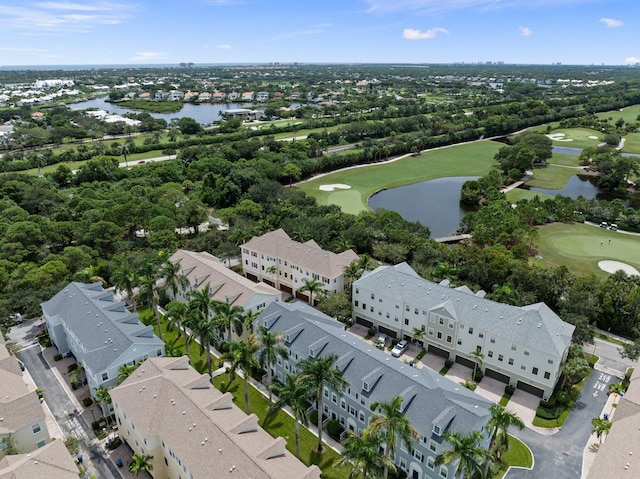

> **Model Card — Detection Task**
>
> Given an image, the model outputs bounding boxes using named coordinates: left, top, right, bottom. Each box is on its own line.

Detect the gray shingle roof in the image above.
left=355, top=264, right=574, bottom=356
left=257, top=302, right=492, bottom=438
left=41, top=282, right=164, bottom=373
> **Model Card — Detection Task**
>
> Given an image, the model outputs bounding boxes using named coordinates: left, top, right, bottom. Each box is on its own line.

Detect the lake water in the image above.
left=67, top=96, right=255, bottom=125
left=368, top=177, right=478, bottom=238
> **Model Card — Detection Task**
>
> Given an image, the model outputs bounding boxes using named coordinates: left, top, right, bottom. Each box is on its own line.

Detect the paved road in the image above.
left=590, top=338, right=636, bottom=375
left=16, top=343, right=122, bottom=479
left=508, top=369, right=618, bottom=478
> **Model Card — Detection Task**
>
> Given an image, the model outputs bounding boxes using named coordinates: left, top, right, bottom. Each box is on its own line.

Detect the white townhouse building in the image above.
left=256, top=302, right=493, bottom=479
left=41, top=282, right=165, bottom=402
left=110, top=356, right=321, bottom=479
left=0, top=336, right=50, bottom=459
left=352, top=263, right=575, bottom=400
left=241, top=229, right=358, bottom=302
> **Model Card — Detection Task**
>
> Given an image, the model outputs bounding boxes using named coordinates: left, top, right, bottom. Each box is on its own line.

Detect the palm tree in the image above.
left=164, top=336, right=182, bottom=357
left=128, top=453, right=153, bottom=476
left=161, top=260, right=189, bottom=301
left=337, top=430, right=396, bottom=479
left=591, top=417, right=612, bottom=444
left=225, top=334, right=261, bottom=414
left=298, top=354, right=348, bottom=453
left=299, top=278, right=323, bottom=306
left=75, top=265, right=105, bottom=286
left=608, top=382, right=625, bottom=396
left=111, top=262, right=137, bottom=311
left=411, top=327, right=426, bottom=345
left=486, top=404, right=524, bottom=455
left=257, top=325, right=287, bottom=403
left=95, top=386, right=112, bottom=426
left=166, top=301, right=190, bottom=339
left=191, top=310, right=219, bottom=378
left=120, top=143, right=130, bottom=168
left=469, top=347, right=484, bottom=381
left=357, top=254, right=377, bottom=274
left=69, top=362, right=85, bottom=386
left=368, top=395, right=419, bottom=479
left=138, top=263, right=161, bottom=338
left=435, top=430, right=491, bottom=479
left=267, top=373, right=311, bottom=459
left=265, top=264, right=278, bottom=287
left=187, top=284, right=216, bottom=320
left=215, top=301, right=246, bottom=343
left=343, top=261, right=361, bottom=292
left=118, top=362, right=141, bottom=384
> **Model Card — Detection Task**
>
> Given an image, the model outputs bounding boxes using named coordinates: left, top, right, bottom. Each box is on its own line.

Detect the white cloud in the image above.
left=130, top=51, right=169, bottom=62
left=626, top=56, right=640, bottom=65
left=519, top=26, right=533, bottom=37
left=0, top=2, right=132, bottom=34
left=403, top=27, right=449, bottom=40
left=217, top=44, right=231, bottom=50
left=366, top=0, right=593, bottom=14
left=600, top=18, right=623, bottom=28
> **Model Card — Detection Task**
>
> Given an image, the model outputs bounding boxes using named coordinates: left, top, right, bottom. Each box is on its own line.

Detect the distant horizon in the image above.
left=1, top=0, right=638, bottom=66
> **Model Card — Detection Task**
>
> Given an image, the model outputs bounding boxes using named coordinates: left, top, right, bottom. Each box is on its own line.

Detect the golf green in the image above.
left=534, top=222, right=640, bottom=277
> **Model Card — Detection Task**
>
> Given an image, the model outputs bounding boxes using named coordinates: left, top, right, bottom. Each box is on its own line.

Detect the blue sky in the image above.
left=0, top=0, right=638, bottom=66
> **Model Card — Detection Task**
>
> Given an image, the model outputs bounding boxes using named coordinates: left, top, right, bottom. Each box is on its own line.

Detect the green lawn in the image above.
left=532, top=375, right=589, bottom=428
left=546, top=128, right=603, bottom=150
left=623, top=133, right=640, bottom=154
left=299, top=140, right=502, bottom=214
left=505, top=188, right=553, bottom=203
left=527, top=166, right=579, bottom=190
left=496, top=435, right=533, bottom=478
left=533, top=222, right=640, bottom=277
left=596, top=104, right=640, bottom=124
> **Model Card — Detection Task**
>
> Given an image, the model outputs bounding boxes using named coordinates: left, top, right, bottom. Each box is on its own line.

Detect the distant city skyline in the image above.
left=0, top=0, right=638, bottom=67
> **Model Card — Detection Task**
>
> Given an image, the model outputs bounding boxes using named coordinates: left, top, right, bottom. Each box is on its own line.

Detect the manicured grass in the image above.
left=623, top=133, right=640, bottom=154
left=596, top=104, right=640, bottom=124
left=547, top=127, right=603, bottom=150
left=299, top=140, right=502, bottom=214
left=496, top=435, right=533, bottom=478
left=533, top=222, right=640, bottom=277
left=212, top=373, right=347, bottom=479
left=527, top=165, right=579, bottom=190
left=499, top=393, right=512, bottom=407
left=594, top=332, right=628, bottom=347
left=532, top=375, right=589, bottom=428
left=505, top=188, right=553, bottom=203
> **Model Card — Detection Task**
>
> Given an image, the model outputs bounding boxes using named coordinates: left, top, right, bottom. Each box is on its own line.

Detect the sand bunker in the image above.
left=588, top=135, right=598, bottom=140
left=598, top=260, right=640, bottom=276
left=546, top=133, right=574, bottom=142
left=319, top=183, right=352, bottom=192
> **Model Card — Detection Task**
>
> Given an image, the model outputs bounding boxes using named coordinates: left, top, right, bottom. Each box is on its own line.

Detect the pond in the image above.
left=368, top=177, right=478, bottom=238
left=67, top=96, right=257, bottom=125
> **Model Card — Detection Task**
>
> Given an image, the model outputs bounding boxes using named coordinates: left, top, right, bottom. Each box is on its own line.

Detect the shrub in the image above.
left=540, top=397, right=556, bottom=408
left=473, top=370, right=484, bottom=383
left=309, top=409, right=318, bottom=426
left=67, top=363, right=78, bottom=373
left=326, top=419, right=344, bottom=441
left=106, top=436, right=122, bottom=450
left=82, top=397, right=93, bottom=407
left=54, top=353, right=63, bottom=361
left=444, top=359, right=454, bottom=368
left=505, top=385, right=515, bottom=396
left=367, top=327, right=376, bottom=337
left=461, top=380, right=477, bottom=391
left=416, top=349, right=426, bottom=360
left=71, top=382, right=78, bottom=390
left=535, top=405, right=562, bottom=420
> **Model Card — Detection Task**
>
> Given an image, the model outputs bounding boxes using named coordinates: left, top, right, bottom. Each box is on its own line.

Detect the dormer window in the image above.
left=433, top=424, right=441, bottom=436
left=309, top=348, right=315, bottom=358
left=363, top=381, right=370, bottom=392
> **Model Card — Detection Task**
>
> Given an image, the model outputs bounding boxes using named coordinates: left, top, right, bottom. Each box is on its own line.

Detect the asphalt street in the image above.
left=16, top=343, right=122, bottom=479
left=590, top=338, right=636, bottom=375
left=508, top=369, right=619, bottom=478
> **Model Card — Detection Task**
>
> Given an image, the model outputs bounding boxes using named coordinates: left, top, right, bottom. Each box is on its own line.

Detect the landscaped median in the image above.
left=496, top=435, right=534, bottom=478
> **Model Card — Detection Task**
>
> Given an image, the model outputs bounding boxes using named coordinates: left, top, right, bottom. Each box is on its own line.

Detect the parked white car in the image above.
left=376, top=333, right=388, bottom=348
left=391, top=339, right=409, bottom=357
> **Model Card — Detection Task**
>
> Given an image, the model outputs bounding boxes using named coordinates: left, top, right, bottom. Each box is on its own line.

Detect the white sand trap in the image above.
left=588, top=135, right=598, bottom=140
left=319, top=183, right=352, bottom=192
left=598, top=260, right=640, bottom=276
left=546, top=133, right=574, bottom=142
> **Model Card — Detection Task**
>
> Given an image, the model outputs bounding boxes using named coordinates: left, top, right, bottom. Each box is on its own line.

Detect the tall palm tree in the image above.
left=265, top=264, right=278, bottom=287
left=343, top=261, right=361, bottom=292
left=164, top=336, right=182, bottom=357
left=486, top=404, right=524, bottom=455
left=258, top=325, right=287, bottom=403
left=161, top=260, right=189, bottom=301
left=75, top=265, right=106, bottom=286
left=337, top=429, right=396, bottom=479
left=128, top=453, right=153, bottom=476
left=187, top=284, right=216, bottom=320
left=118, top=362, right=141, bottom=384
left=299, top=278, right=323, bottom=306
left=357, top=254, right=377, bottom=274
left=214, top=301, right=246, bottom=343
left=111, top=262, right=137, bottom=311
left=69, top=362, right=85, bottom=386
left=411, top=327, right=426, bottom=345
left=225, top=334, right=261, bottom=414
left=166, top=301, right=190, bottom=339
left=469, top=347, right=484, bottom=381
left=368, top=395, right=419, bottom=479
left=95, top=386, right=112, bottom=426
left=298, top=354, right=348, bottom=453
left=435, top=430, right=491, bottom=479
left=138, top=263, right=161, bottom=338
left=267, top=373, right=312, bottom=459
left=191, top=310, right=219, bottom=378
left=591, top=417, right=612, bottom=444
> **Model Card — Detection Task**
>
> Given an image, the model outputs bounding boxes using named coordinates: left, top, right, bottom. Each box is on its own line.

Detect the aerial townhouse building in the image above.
left=256, top=301, right=493, bottom=479
left=352, top=263, right=575, bottom=400
left=241, top=229, right=358, bottom=303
